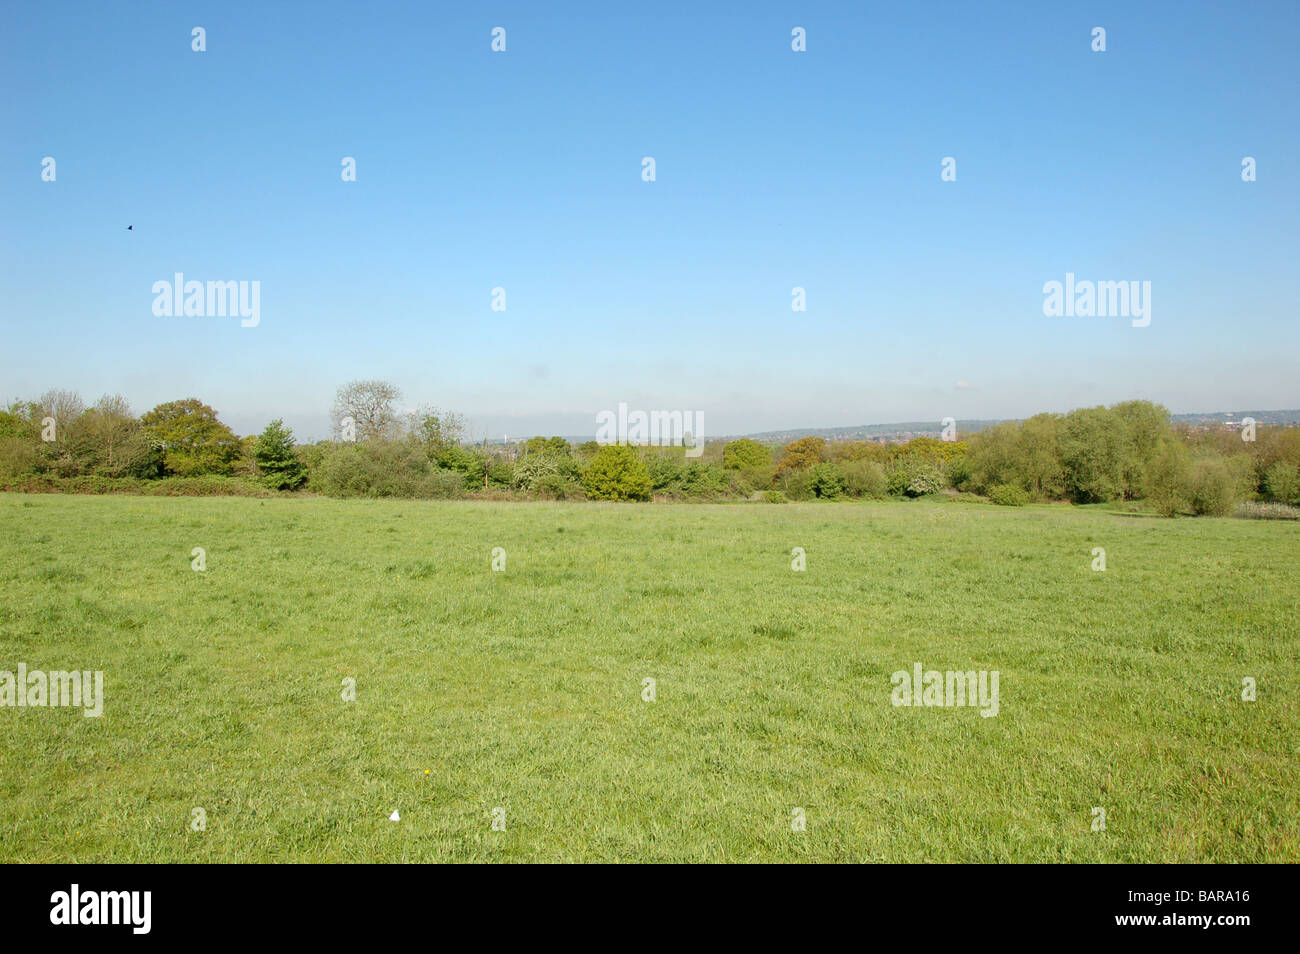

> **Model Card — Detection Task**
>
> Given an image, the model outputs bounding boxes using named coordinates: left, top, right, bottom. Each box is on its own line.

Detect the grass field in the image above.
left=1, top=493, right=1297, bottom=862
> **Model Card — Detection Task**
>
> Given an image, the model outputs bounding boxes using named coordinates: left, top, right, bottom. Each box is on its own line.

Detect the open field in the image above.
left=1, top=493, right=1297, bottom=862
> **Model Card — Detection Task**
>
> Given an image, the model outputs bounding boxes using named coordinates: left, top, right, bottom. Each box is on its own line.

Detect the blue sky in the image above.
left=2, top=1, right=1297, bottom=440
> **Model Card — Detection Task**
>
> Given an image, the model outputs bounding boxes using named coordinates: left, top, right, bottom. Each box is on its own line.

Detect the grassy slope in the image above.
left=0, top=493, right=1296, bottom=862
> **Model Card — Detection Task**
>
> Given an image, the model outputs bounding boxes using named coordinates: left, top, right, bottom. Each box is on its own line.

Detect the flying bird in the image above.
left=126, top=225, right=133, bottom=230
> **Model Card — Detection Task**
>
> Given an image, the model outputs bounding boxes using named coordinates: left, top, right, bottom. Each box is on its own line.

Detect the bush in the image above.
left=1188, top=455, right=1236, bottom=516
left=676, top=461, right=731, bottom=499
left=988, top=484, right=1029, bottom=507
left=0, top=436, right=37, bottom=481
left=533, top=473, right=585, bottom=500
left=1224, top=453, right=1258, bottom=502
left=425, top=468, right=470, bottom=499
left=581, top=445, right=652, bottom=501
left=887, top=455, right=945, bottom=497
left=1145, top=439, right=1192, bottom=516
left=762, top=489, right=786, bottom=504
left=311, top=440, right=465, bottom=498
left=1263, top=461, right=1300, bottom=505
left=842, top=459, right=887, bottom=498
left=486, top=460, right=514, bottom=488
left=945, top=455, right=972, bottom=491
left=808, top=462, right=847, bottom=499
left=0, top=475, right=277, bottom=497
left=775, top=468, right=814, bottom=500
left=511, top=454, right=560, bottom=491
left=646, top=455, right=686, bottom=492
left=433, top=444, right=486, bottom=490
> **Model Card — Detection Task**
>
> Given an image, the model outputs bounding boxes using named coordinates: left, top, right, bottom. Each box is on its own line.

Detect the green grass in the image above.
left=1, top=493, right=1297, bottom=862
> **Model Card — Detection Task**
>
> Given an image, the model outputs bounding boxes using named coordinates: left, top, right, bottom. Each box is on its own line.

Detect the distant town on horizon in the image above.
left=512, top=408, right=1300, bottom=448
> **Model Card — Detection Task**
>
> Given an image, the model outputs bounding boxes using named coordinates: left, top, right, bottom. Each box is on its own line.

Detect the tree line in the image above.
left=3, top=384, right=1298, bottom=516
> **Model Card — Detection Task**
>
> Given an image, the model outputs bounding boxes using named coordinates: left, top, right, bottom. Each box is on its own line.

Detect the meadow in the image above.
left=1, top=493, right=1296, bottom=862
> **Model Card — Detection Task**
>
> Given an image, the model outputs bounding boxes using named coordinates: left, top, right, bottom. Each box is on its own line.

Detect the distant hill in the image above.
left=1170, top=409, right=1300, bottom=428
left=728, top=420, right=1003, bottom=444
left=721, top=410, right=1300, bottom=445
left=508, top=410, right=1300, bottom=447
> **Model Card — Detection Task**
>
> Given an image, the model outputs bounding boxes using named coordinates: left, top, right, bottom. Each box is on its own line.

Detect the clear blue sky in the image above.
left=2, top=1, right=1297, bottom=440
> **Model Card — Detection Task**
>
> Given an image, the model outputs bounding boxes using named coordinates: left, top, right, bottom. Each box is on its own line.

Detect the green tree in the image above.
left=410, top=407, right=465, bottom=455
left=1060, top=406, right=1126, bottom=503
left=1112, top=400, right=1173, bottom=499
left=255, top=419, right=307, bottom=489
left=808, top=462, right=848, bottom=499
left=1263, top=461, right=1300, bottom=505
left=1017, top=413, right=1065, bottom=498
left=967, top=421, right=1022, bottom=492
left=1188, top=454, right=1236, bottom=516
left=1146, top=438, right=1191, bottom=516
left=582, top=445, right=652, bottom=501
left=76, top=395, right=141, bottom=476
left=722, top=438, right=771, bottom=470
left=775, top=436, right=825, bottom=477
left=140, top=399, right=240, bottom=476
left=522, top=435, right=571, bottom=457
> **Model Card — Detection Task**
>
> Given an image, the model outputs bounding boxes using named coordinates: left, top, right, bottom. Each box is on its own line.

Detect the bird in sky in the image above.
left=126, top=225, right=133, bottom=230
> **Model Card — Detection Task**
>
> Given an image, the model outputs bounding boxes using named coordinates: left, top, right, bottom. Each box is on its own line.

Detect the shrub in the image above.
left=842, top=459, right=887, bottom=498
left=646, top=455, right=686, bottom=492
left=310, top=440, right=464, bottom=498
left=425, top=468, right=469, bottom=499
left=677, top=461, right=732, bottom=499
left=581, top=445, right=652, bottom=501
left=988, top=484, right=1029, bottom=507
left=887, top=455, right=945, bottom=497
left=808, top=462, right=847, bottom=499
left=762, top=489, right=786, bottom=504
left=511, top=452, right=578, bottom=492
left=486, top=460, right=515, bottom=488
left=1263, top=461, right=1300, bottom=505
left=0, top=437, right=37, bottom=481
left=433, top=444, right=486, bottom=489
left=533, top=473, right=585, bottom=500
left=945, top=455, right=972, bottom=491
left=775, top=468, right=814, bottom=500
left=1188, top=455, right=1236, bottom=516
left=1145, top=439, right=1192, bottom=516
left=511, top=454, right=560, bottom=491
left=0, top=475, right=277, bottom=497
left=1224, top=453, right=1258, bottom=501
